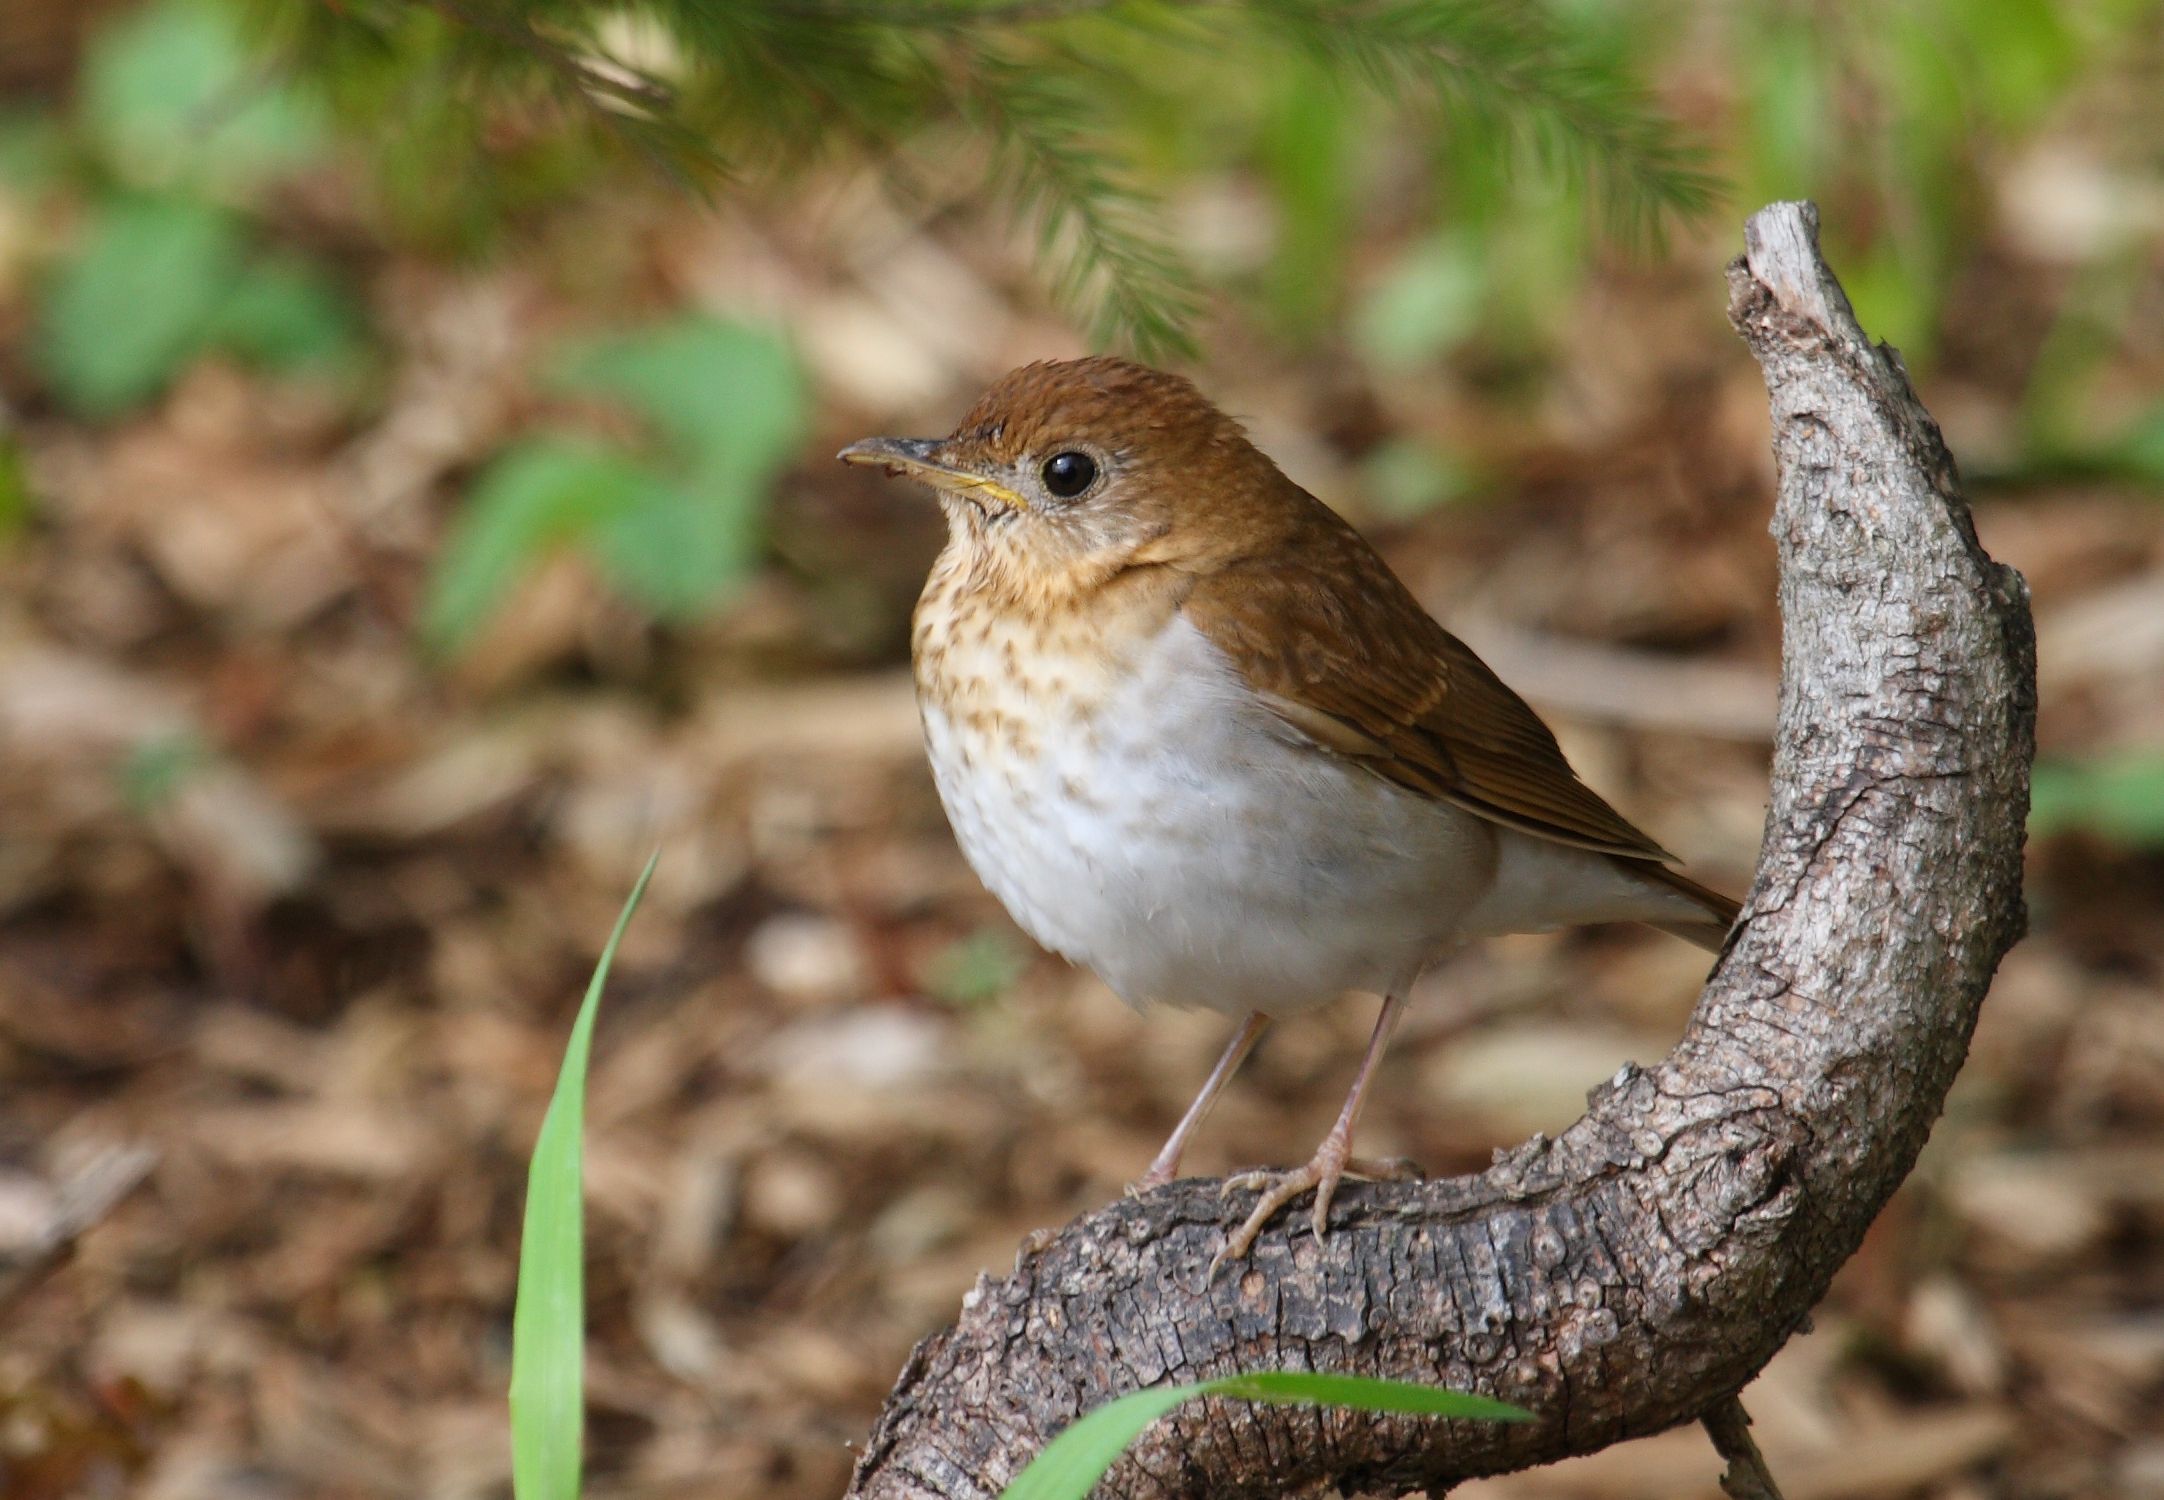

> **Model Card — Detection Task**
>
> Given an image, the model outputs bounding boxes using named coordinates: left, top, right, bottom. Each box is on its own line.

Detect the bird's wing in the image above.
left=1180, top=508, right=1675, bottom=863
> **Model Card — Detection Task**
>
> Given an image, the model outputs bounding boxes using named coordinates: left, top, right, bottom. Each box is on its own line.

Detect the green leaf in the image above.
left=510, top=850, right=659, bottom=1500
left=1361, top=438, right=1474, bottom=519
left=924, top=928, right=1030, bottom=1009
left=2107, top=404, right=2164, bottom=484
left=551, top=318, right=805, bottom=481
left=999, top=1370, right=1530, bottom=1500
left=2030, top=756, right=2164, bottom=846
left=548, top=318, right=807, bottom=620
left=999, top=1384, right=1202, bottom=1500
left=1839, top=242, right=1937, bottom=371
left=1206, top=1370, right=1533, bottom=1421
left=424, top=439, right=656, bottom=653
left=1355, top=233, right=1485, bottom=370
left=82, top=0, right=325, bottom=194
left=1257, top=57, right=1356, bottom=339
left=0, top=110, right=67, bottom=193
left=208, top=254, right=364, bottom=372
left=429, top=321, right=805, bottom=651
left=1740, top=15, right=1828, bottom=208
left=587, top=479, right=760, bottom=619
left=38, top=194, right=246, bottom=417
left=1941, top=0, right=2078, bottom=129
left=0, top=433, right=30, bottom=539
left=118, top=731, right=213, bottom=813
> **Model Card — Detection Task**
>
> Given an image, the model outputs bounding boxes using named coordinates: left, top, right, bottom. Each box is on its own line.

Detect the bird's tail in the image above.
left=1630, top=861, right=1742, bottom=955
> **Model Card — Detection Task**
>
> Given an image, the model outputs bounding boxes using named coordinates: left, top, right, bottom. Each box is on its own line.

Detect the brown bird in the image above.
left=840, top=356, right=1738, bottom=1265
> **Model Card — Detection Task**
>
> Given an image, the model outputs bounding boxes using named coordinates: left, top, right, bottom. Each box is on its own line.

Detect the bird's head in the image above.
left=839, top=356, right=1289, bottom=593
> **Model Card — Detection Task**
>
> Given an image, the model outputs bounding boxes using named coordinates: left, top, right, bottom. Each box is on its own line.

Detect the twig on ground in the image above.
left=0, top=1141, right=157, bottom=1320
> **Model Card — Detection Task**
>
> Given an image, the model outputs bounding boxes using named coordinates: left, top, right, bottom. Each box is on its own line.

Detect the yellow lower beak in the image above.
left=837, top=438, right=1025, bottom=510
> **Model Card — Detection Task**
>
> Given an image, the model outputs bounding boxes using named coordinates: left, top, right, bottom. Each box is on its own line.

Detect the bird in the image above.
left=839, top=356, right=1739, bottom=1266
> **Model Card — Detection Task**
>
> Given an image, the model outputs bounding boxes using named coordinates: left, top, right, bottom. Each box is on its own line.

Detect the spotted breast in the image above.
left=911, top=551, right=1506, bottom=1015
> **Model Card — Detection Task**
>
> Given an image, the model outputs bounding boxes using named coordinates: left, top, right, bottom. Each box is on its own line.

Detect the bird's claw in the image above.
left=1208, top=1152, right=1424, bottom=1278
left=1210, top=1159, right=1331, bottom=1278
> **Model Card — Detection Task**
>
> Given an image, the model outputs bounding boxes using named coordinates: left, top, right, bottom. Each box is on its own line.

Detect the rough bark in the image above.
left=844, top=201, right=2036, bottom=1500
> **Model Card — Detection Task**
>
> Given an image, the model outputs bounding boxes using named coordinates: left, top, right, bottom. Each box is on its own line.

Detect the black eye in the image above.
left=1040, top=451, right=1097, bottom=498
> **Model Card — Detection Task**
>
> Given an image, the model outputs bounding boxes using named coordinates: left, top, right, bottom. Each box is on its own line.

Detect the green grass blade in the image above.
left=998, top=1370, right=1530, bottom=1499
left=1203, top=1370, right=1532, bottom=1422
left=510, top=850, right=660, bottom=1500
left=997, top=1383, right=1203, bottom=1500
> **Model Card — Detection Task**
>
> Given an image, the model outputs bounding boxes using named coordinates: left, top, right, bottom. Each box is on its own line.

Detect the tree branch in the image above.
left=1704, top=1396, right=1785, bottom=1500
left=843, top=200, right=2036, bottom=1499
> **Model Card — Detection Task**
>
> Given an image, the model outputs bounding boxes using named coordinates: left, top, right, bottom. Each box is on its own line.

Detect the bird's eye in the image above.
left=1040, top=451, right=1097, bottom=499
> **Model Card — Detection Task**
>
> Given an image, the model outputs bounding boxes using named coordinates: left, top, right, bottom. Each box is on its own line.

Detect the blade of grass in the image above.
left=997, top=1384, right=1204, bottom=1500
left=509, top=849, right=660, bottom=1500
left=1207, top=1369, right=1534, bottom=1421
left=999, top=1370, right=1531, bottom=1500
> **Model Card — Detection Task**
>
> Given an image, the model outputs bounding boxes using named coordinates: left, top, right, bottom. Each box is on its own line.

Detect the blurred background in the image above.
left=2, top=1, right=2162, bottom=1496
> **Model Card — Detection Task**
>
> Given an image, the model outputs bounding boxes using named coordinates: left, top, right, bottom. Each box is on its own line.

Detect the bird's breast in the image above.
left=909, top=577, right=1498, bottom=1013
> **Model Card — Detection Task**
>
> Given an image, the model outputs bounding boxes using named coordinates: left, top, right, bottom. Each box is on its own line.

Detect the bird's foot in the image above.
left=1210, top=1146, right=1421, bottom=1275
left=1125, top=1151, right=1177, bottom=1203
left=1126, top=1163, right=1176, bottom=1197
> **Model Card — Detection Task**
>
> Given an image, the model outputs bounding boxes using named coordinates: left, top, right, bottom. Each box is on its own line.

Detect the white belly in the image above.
left=920, top=614, right=1503, bottom=1014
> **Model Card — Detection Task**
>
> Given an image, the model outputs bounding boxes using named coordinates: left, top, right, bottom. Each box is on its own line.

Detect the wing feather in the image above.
left=1182, top=501, right=1675, bottom=863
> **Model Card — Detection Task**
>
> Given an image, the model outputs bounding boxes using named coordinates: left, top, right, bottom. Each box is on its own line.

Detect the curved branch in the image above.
left=844, top=201, right=2036, bottom=1500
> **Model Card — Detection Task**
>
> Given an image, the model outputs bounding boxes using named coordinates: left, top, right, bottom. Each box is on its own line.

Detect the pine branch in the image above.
left=290, top=0, right=1718, bottom=349
left=1239, top=0, right=1720, bottom=241
left=774, top=0, right=1126, bottom=22
left=962, top=49, right=1203, bottom=359
left=306, top=0, right=720, bottom=192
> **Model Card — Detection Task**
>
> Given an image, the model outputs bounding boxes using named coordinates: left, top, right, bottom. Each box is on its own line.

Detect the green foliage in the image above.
left=424, top=318, right=807, bottom=653
left=925, top=927, right=1030, bottom=1008
left=36, top=191, right=362, bottom=416
left=2116, top=408, right=2164, bottom=485
left=0, top=435, right=28, bottom=539
left=555, top=318, right=804, bottom=478
left=266, top=0, right=1717, bottom=357
left=1326, top=0, right=2155, bottom=385
left=29, top=0, right=365, bottom=418
left=1000, top=1370, right=1530, bottom=1500
left=1733, top=0, right=2136, bottom=367
left=1353, top=230, right=1486, bottom=371
left=206, top=254, right=365, bottom=370
left=1240, top=0, right=1713, bottom=245
left=2031, top=756, right=2164, bottom=848
left=118, top=731, right=214, bottom=814
left=2005, top=240, right=2164, bottom=485
left=1255, top=57, right=1357, bottom=338
left=1361, top=437, right=1475, bottom=517
left=84, top=0, right=326, bottom=195
left=424, top=441, right=653, bottom=651
left=0, top=112, right=67, bottom=193
left=39, top=196, right=247, bottom=417
left=965, top=50, right=1203, bottom=362
left=510, top=851, right=658, bottom=1500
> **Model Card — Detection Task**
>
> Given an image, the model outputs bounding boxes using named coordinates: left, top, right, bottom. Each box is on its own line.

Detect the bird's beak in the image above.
left=837, top=437, right=1025, bottom=510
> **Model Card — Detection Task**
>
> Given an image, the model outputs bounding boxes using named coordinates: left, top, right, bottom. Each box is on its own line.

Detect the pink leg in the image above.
left=1213, top=993, right=1415, bottom=1270
left=1132, top=1012, right=1271, bottom=1191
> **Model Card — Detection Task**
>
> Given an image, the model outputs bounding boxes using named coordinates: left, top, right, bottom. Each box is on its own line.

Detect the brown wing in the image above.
left=1181, top=503, right=1675, bottom=864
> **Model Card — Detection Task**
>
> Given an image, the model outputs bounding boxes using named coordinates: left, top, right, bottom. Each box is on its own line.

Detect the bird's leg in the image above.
left=1213, top=993, right=1413, bottom=1270
left=1132, top=1011, right=1271, bottom=1191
